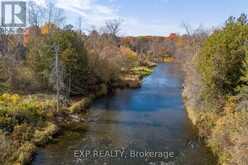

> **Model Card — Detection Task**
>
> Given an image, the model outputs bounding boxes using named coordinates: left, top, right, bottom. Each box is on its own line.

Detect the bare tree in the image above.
left=181, top=23, right=209, bottom=55
left=176, top=24, right=209, bottom=110
left=182, top=22, right=193, bottom=36
left=102, top=19, right=122, bottom=44
left=0, top=28, right=9, bottom=57
left=0, top=28, right=23, bottom=88
left=104, top=19, right=122, bottom=36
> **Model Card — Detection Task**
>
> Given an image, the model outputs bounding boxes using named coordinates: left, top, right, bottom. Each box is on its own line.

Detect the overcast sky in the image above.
left=1, top=0, right=248, bottom=36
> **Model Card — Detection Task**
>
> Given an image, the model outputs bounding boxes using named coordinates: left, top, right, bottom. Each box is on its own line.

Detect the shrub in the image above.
left=0, top=93, right=57, bottom=164
left=197, top=14, right=248, bottom=109
left=209, top=110, right=248, bottom=164
left=0, top=94, right=56, bottom=131
left=68, top=97, right=92, bottom=113
left=120, top=46, right=139, bottom=68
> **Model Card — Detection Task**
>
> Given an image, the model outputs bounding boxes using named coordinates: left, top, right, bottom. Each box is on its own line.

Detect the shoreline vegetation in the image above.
left=1, top=7, right=248, bottom=164
left=178, top=14, right=248, bottom=165
left=0, top=63, right=156, bottom=165
left=1, top=18, right=169, bottom=164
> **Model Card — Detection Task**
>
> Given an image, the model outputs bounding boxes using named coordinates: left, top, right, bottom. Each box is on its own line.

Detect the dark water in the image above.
left=32, top=64, right=216, bottom=165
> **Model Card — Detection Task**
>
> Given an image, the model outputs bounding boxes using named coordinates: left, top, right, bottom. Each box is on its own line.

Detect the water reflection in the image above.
left=32, top=64, right=216, bottom=165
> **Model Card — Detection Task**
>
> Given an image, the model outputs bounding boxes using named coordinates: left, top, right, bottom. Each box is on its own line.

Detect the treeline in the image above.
left=0, top=2, right=180, bottom=164
left=121, top=34, right=177, bottom=62
left=0, top=24, right=178, bottom=97
left=179, top=14, right=248, bottom=164
left=0, top=21, right=144, bottom=96
left=0, top=19, right=156, bottom=164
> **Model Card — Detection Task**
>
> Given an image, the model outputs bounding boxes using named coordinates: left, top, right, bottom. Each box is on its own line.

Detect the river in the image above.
left=32, top=64, right=216, bottom=165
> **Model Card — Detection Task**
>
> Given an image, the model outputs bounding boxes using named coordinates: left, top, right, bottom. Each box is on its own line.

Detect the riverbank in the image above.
left=183, top=91, right=248, bottom=165
left=32, top=63, right=216, bottom=165
left=0, top=63, right=156, bottom=165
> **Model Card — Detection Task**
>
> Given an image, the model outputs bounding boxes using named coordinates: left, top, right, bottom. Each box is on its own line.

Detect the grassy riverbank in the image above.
left=183, top=97, right=248, bottom=165
left=179, top=14, right=248, bottom=165
left=0, top=64, right=155, bottom=165
left=0, top=94, right=59, bottom=165
left=0, top=20, right=160, bottom=165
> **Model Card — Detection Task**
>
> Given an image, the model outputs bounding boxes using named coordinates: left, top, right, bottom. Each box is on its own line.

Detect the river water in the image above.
left=32, top=64, right=216, bottom=165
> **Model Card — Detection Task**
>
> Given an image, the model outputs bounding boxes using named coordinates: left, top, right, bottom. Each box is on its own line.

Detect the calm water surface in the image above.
left=32, top=64, right=216, bottom=165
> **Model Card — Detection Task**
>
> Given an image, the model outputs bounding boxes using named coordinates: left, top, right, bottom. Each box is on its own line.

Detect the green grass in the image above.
left=131, top=66, right=153, bottom=78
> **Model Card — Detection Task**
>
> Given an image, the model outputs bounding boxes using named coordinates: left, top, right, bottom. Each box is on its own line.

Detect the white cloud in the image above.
left=31, top=0, right=119, bottom=27
left=55, top=0, right=92, bottom=11
left=30, top=0, right=178, bottom=35
left=121, top=17, right=182, bottom=36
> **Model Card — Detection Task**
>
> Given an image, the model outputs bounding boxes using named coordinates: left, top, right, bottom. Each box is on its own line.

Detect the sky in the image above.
left=1, top=0, right=248, bottom=36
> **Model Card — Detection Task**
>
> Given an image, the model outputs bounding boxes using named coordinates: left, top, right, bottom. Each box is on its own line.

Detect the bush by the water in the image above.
left=0, top=93, right=58, bottom=164
left=181, top=14, right=248, bottom=165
